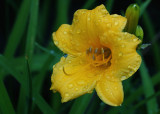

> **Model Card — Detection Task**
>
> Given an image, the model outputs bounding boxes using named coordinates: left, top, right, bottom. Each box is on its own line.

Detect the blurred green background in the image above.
left=0, top=0, right=160, bottom=114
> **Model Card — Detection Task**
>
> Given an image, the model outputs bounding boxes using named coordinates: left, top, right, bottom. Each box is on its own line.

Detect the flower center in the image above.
left=86, top=46, right=112, bottom=67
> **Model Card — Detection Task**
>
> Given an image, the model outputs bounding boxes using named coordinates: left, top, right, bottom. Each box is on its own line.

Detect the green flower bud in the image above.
left=125, top=4, right=140, bottom=34
left=135, top=25, right=144, bottom=42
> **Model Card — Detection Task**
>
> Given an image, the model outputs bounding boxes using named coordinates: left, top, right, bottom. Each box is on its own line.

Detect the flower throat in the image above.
left=86, top=46, right=112, bottom=67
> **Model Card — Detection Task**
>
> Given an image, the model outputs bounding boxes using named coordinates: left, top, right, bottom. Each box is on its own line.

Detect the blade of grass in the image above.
left=128, top=91, right=160, bottom=113
left=4, top=0, right=31, bottom=58
left=139, top=54, right=158, bottom=114
left=139, top=0, right=151, bottom=16
left=25, top=57, right=33, bottom=113
left=25, top=0, right=39, bottom=60
left=0, top=79, right=15, bottom=114
left=105, top=0, right=114, bottom=12
left=82, top=0, right=96, bottom=9
left=142, top=12, right=160, bottom=70
left=124, top=71, right=160, bottom=105
left=69, top=93, right=93, bottom=114
left=33, top=93, right=55, bottom=114
left=37, top=0, right=51, bottom=43
left=53, top=0, right=70, bottom=30
left=17, top=0, right=38, bottom=113
left=0, top=55, right=25, bottom=87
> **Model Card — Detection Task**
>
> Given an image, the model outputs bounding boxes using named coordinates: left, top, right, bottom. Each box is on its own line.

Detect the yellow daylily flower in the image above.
left=50, top=4, right=141, bottom=106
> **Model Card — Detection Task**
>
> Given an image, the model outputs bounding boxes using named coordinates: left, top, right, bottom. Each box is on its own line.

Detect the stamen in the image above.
left=101, top=48, right=104, bottom=61
left=92, top=54, right=96, bottom=60
left=94, top=48, right=98, bottom=54
left=86, top=46, right=112, bottom=67
left=101, top=48, right=104, bottom=54
left=89, top=47, right=92, bottom=53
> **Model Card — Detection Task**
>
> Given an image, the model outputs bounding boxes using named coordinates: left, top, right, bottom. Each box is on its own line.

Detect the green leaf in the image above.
left=105, top=0, right=114, bottom=12
left=139, top=0, right=151, bottom=16
left=25, top=0, right=39, bottom=60
left=33, top=94, right=56, bottom=114
left=4, top=0, right=31, bottom=58
left=124, top=72, right=160, bottom=105
left=128, top=91, right=160, bottom=112
left=0, top=80, right=15, bottom=114
left=139, top=54, right=158, bottom=114
left=82, top=0, right=96, bottom=9
left=0, top=55, right=25, bottom=87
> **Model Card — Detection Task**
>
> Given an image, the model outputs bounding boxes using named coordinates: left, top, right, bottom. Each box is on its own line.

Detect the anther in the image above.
left=101, top=48, right=104, bottom=54
left=94, top=48, right=98, bottom=54
left=89, top=47, right=92, bottom=53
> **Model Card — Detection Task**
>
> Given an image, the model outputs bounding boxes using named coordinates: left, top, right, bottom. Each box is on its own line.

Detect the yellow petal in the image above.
left=50, top=55, right=100, bottom=102
left=95, top=78, right=124, bottom=106
left=53, top=5, right=126, bottom=55
left=100, top=31, right=141, bottom=81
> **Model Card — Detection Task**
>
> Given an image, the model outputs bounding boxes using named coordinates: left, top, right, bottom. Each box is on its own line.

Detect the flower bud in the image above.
left=135, top=25, right=144, bottom=42
left=125, top=4, right=140, bottom=34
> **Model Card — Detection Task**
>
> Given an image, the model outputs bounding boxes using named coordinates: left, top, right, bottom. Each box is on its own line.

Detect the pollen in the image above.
left=86, top=46, right=112, bottom=67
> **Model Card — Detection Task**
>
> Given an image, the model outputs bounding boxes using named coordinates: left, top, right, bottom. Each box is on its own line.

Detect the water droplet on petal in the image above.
left=59, top=67, right=62, bottom=70
left=75, top=88, right=79, bottom=91
left=87, top=17, right=91, bottom=21
left=114, top=22, right=118, bottom=25
left=133, top=38, right=138, bottom=42
left=128, top=65, right=131, bottom=68
left=77, top=80, right=85, bottom=85
left=76, top=29, right=81, bottom=34
left=107, top=23, right=111, bottom=27
left=121, top=44, right=125, bottom=48
left=68, top=61, right=71, bottom=63
left=119, top=52, right=123, bottom=56
left=68, top=84, right=73, bottom=88
left=54, top=41, right=59, bottom=45
left=65, top=93, right=69, bottom=97
left=118, top=38, right=121, bottom=41
left=114, top=87, right=118, bottom=90
left=64, top=31, right=67, bottom=34
left=121, top=76, right=126, bottom=80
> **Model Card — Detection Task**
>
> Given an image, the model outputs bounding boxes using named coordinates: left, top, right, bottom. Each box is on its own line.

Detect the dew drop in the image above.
left=59, top=67, right=62, bottom=70
left=117, top=38, right=121, bottom=41
left=114, top=22, right=118, bottom=25
left=68, top=84, right=73, bottom=88
left=75, top=88, right=79, bottom=91
left=77, top=80, right=85, bottom=85
left=114, top=87, right=118, bottom=90
left=76, top=29, right=81, bottom=34
left=128, top=65, right=131, bottom=68
left=87, top=17, right=91, bottom=21
left=65, top=93, right=69, bottom=97
left=133, top=39, right=138, bottom=42
left=64, top=31, right=67, bottom=34
left=68, top=61, right=71, bottom=63
left=121, top=44, right=125, bottom=48
left=121, top=76, right=126, bottom=80
left=54, top=41, right=59, bottom=45
left=107, top=23, right=111, bottom=27
left=119, top=52, right=123, bottom=57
